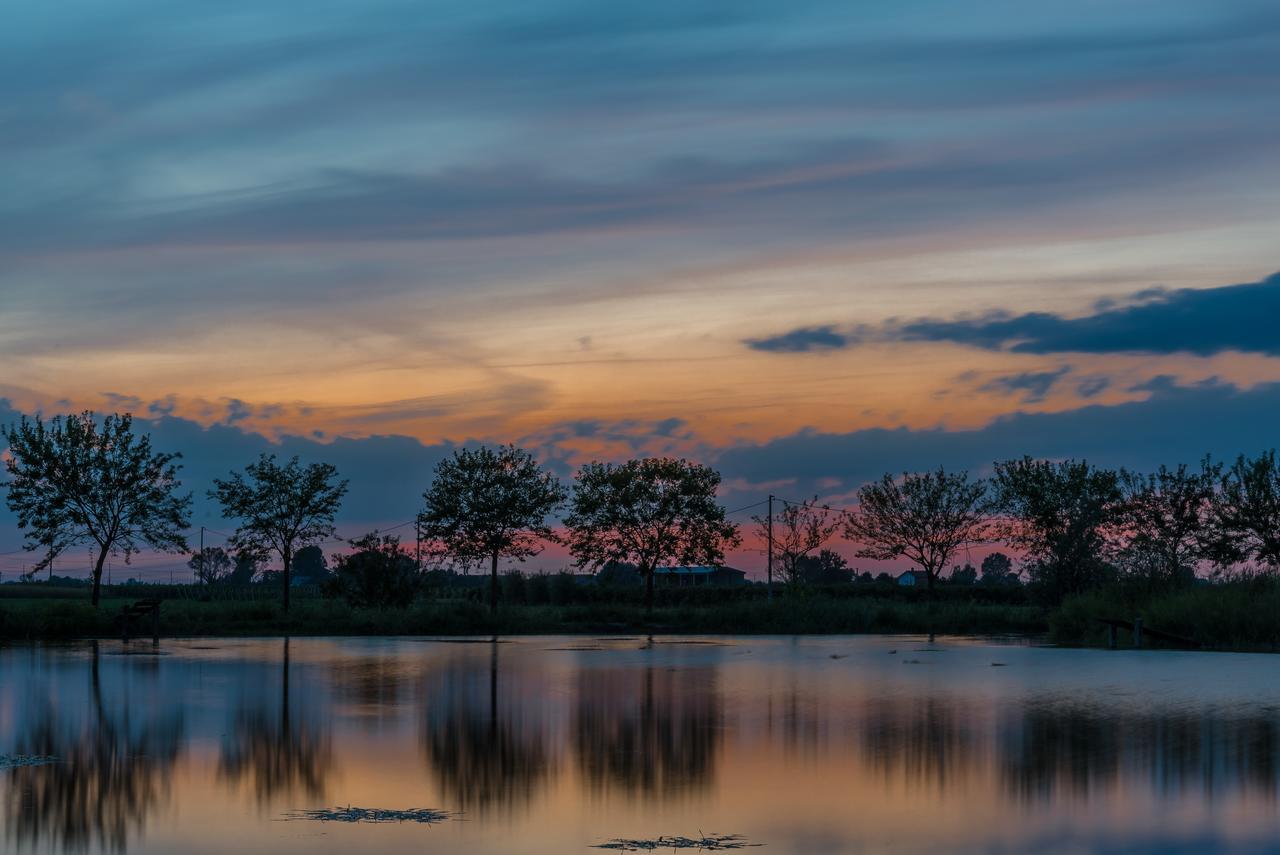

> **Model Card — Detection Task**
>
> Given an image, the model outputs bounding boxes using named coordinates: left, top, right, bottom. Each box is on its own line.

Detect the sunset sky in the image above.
left=3, top=1, right=1280, bottom=573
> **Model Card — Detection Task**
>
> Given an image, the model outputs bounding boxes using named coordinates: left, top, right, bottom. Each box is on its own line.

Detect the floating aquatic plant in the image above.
left=281, top=806, right=457, bottom=825
left=592, top=833, right=762, bottom=851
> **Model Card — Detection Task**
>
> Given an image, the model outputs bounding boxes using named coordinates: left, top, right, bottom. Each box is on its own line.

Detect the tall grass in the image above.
left=1050, top=577, right=1280, bottom=650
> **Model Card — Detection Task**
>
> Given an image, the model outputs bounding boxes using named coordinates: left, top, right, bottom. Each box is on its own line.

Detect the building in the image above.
left=654, top=565, right=748, bottom=587
left=896, top=570, right=929, bottom=587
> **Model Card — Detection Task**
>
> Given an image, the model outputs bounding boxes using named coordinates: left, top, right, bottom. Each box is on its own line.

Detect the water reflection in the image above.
left=3, top=639, right=1280, bottom=853
left=328, top=653, right=413, bottom=724
left=3, top=643, right=184, bottom=853
left=218, top=639, right=333, bottom=806
left=1001, top=696, right=1280, bottom=802
left=421, top=643, right=557, bottom=813
left=573, top=666, right=721, bottom=800
left=861, top=694, right=980, bottom=788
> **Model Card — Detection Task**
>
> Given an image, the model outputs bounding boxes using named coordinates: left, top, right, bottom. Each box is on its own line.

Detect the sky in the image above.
left=2, top=1, right=1280, bottom=575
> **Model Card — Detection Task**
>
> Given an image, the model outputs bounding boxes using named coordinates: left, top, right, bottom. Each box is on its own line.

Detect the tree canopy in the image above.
left=844, top=467, right=990, bottom=594
left=210, top=454, right=348, bottom=612
left=992, top=457, right=1121, bottom=601
left=292, top=545, right=329, bottom=582
left=419, top=444, right=565, bottom=613
left=1207, top=451, right=1280, bottom=572
left=564, top=457, right=740, bottom=611
left=2, top=412, right=191, bottom=606
left=1115, top=460, right=1219, bottom=590
left=979, top=551, right=1017, bottom=585
left=753, top=497, right=842, bottom=589
left=189, top=546, right=234, bottom=584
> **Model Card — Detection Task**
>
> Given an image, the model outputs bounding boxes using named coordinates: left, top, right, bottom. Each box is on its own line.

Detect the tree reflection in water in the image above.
left=1001, top=697, right=1280, bottom=802
left=421, top=642, right=556, bottom=814
left=851, top=689, right=1280, bottom=802
left=860, top=693, right=980, bottom=789
left=328, top=654, right=410, bottom=725
left=2, top=642, right=184, bottom=853
left=573, top=665, right=722, bottom=801
left=218, top=638, right=333, bottom=807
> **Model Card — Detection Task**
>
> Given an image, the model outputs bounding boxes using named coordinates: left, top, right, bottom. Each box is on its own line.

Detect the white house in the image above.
left=896, top=570, right=929, bottom=587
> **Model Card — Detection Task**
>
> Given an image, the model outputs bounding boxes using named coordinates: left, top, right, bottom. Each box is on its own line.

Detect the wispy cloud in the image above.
left=977, top=367, right=1070, bottom=403
left=744, top=326, right=851, bottom=353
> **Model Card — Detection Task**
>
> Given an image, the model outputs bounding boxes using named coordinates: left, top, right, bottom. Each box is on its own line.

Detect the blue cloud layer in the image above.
left=897, top=272, right=1280, bottom=356
left=713, top=377, right=1280, bottom=501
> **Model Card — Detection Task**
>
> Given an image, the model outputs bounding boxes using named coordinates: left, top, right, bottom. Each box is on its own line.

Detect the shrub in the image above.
left=322, top=533, right=419, bottom=608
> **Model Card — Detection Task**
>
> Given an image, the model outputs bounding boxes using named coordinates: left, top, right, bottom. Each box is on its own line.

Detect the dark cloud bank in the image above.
left=747, top=272, right=1280, bottom=357
left=4, top=375, right=1280, bottom=545
left=715, top=377, right=1280, bottom=500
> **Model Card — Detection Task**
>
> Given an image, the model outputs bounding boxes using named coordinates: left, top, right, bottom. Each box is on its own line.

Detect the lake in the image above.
left=2, top=635, right=1279, bottom=854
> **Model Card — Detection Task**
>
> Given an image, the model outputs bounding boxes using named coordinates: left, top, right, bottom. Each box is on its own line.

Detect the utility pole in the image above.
left=415, top=518, right=422, bottom=573
left=766, top=494, right=774, bottom=601
left=199, top=526, right=205, bottom=584
left=47, top=540, right=53, bottom=584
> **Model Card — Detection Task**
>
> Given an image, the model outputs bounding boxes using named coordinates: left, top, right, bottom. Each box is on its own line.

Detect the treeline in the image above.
left=4, top=411, right=1280, bottom=621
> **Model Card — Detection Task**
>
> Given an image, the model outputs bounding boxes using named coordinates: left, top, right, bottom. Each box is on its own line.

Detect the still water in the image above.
left=2, top=635, right=1279, bottom=854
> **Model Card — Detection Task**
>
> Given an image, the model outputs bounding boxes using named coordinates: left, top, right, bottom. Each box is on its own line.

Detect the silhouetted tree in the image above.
left=752, top=497, right=842, bottom=587
left=1115, top=460, right=1219, bottom=590
left=992, top=457, right=1121, bottom=601
left=323, top=533, right=418, bottom=608
left=228, top=551, right=260, bottom=586
left=845, top=468, right=990, bottom=595
left=596, top=560, right=642, bottom=587
left=980, top=551, right=1017, bottom=585
left=565, top=458, right=740, bottom=612
left=949, top=563, right=978, bottom=585
left=210, top=455, right=347, bottom=612
left=1206, top=451, right=1280, bottom=572
left=2, top=412, right=191, bottom=606
left=419, top=444, right=564, bottom=614
left=189, top=546, right=233, bottom=584
left=795, top=549, right=854, bottom=585
left=291, top=544, right=328, bottom=583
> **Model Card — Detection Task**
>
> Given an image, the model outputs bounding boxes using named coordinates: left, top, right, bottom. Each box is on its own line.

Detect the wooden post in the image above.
left=1108, top=624, right=1116, bottom=649
left=121, top=608, right=130, bottom=643
left=1133, top=616, right=1143, bottom=649
left=152, top=603, right=160, bottom=644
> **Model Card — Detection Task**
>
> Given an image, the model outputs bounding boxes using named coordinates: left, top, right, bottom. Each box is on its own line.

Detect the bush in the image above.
left=526, top=573, right=550, bottom=604
left=322, top=534, right=419, bottom=608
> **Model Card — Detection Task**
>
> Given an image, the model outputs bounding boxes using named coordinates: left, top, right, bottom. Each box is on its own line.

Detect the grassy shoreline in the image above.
left=3, top=580, right=1278, bottom=651
left=0, top=593, right=1046, bottom=640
